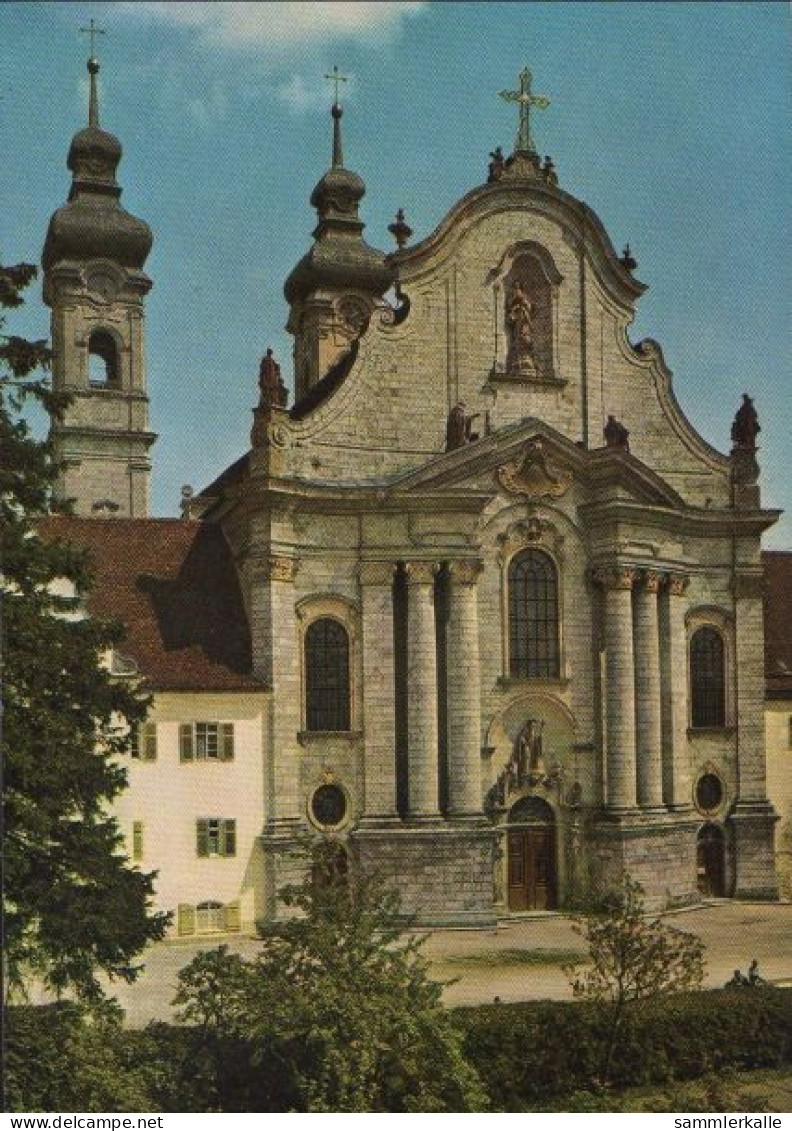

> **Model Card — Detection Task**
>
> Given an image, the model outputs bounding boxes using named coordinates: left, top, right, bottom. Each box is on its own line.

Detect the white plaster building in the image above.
left=39, top=60, right=783, bottom=931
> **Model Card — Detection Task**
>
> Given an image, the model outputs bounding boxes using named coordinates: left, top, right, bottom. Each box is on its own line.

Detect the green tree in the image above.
left=173, top=842, right=488, bottom=1112
left=1, top=260, right=168, bottom=1003
left=563, top=875, right=706, bottom=1086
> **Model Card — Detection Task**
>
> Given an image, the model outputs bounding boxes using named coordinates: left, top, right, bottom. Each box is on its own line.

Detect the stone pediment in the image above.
left=390, top=418, right=683, bottom=510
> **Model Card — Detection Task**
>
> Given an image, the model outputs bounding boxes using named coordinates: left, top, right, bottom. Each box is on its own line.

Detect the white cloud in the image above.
left=275, top=70, right=357, bottom=113
left=117, top=2, right=426, bottom=52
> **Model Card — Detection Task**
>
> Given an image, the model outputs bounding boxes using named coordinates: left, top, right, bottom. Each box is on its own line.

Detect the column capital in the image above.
left=447, top=559, right=483, bottom=586
left=248, top=554, right=298, bottom=584
left=665, top=571, right=689, bottom=597
left=593, top=565, right=637, bottom=591
left=641, top=569, right=663, bottom=593
left=404, top=561, right=439, bottom=586
left=358, top=560, right=396, bottom=587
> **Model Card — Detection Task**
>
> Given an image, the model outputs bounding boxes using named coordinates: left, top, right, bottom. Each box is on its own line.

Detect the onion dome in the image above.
left=43, top=58, right=152, bottom=272
left=284, top=99, right=392, bottom=304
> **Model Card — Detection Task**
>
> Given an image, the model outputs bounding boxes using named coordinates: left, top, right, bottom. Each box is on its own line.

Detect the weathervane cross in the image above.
left=499, top=66, right=550, bottom=155
left=324, top=65, right=348, bottom=106
left=79, top=17, right=106, bottom=60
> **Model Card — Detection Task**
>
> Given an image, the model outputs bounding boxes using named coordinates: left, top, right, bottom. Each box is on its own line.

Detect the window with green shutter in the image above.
left=181, top=723, right=234, bottom=762
left=177, top=904, right=196, bottom=936
left=180, top=723, right=194, bottom=761
left=224, top=901, right=241, bottom=932
left=131, top=722, right=157, bottom=760
left=132, top=820, right=143, bottom=861
left=196, top=818, right=236, bottom=857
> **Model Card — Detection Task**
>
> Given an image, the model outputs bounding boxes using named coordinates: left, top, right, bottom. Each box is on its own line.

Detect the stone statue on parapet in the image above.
left=604, top=414, right=630, bottom=451
left=488, top=146, right=505, bottom=183
left=258, top=348, right=288, bottom=409
left=731, top=394, right=760, bottom=450
left=445, top=402, right=480, bottom=452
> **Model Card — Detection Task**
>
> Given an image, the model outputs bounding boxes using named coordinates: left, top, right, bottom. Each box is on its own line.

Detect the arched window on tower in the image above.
left=690, top=626, right=726, bottom=728
left=508, top=548, right=560, bottom=678
left=305, top=617, right=351, bottom=732
left=88, top=329, right=120, bottom=387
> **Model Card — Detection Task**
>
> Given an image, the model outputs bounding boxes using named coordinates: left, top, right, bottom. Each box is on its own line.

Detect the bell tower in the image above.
left=283, top=69, right=392, bottom=404
left=42, top=45, right=155, bottom=517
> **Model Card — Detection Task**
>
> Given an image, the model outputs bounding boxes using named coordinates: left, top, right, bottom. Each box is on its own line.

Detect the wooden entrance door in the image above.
left=507, top=827, right=557, bottom=911
left=696, top=825, right=726, bottom=897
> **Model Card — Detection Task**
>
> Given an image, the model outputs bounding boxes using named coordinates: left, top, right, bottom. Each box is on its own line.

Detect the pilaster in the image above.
left=446, top=560, right=484, bottom=817
left=659, top=572, right=692, bottom=810
left=359, top=561, right=398, bottom=820
left=596, top=566, right=638, bottom=810
left=405, top=562, right=441, bottom=819
left=633, top=570, right=664, bottom=809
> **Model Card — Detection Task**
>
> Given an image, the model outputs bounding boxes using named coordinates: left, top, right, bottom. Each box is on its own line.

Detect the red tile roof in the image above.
left=763, top=551, right=792, bottom=700
left=36, top=516, right=262, bottom=692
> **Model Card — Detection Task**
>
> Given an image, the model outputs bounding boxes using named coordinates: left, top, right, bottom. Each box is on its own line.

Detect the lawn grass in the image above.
left=438, top=947, right=585, bottom=969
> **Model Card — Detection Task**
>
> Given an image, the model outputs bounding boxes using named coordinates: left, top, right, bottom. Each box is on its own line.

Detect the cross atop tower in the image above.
left=324, top=65, right=348, bottom=107
left=499, top=66, right=550, bottom=155
left=79, top=17, right=106, bottom=61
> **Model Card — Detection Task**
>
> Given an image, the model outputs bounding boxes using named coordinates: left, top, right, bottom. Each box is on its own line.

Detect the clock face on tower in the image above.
left=85, top=268, right=118, bottom=303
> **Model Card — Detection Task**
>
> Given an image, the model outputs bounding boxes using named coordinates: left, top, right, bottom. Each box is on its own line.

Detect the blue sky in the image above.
left=2, top=2, right=790, bottom=545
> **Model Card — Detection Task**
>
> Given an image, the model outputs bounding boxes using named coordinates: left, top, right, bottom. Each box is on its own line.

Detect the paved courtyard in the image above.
left=103, top=901, right=792, bottom=1027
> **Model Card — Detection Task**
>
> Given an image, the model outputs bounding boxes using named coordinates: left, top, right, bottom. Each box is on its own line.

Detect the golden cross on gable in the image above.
left=499, top=66, right=550, bottom=155
left=79, top=17, right=106, bottom=59
left=324, top=65, right=348, bottom=106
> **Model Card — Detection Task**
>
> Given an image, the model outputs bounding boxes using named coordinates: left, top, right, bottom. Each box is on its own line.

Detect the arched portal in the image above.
left=507, top=796, right=557, bottom=911
left=696, top=824, right=726, bottom=897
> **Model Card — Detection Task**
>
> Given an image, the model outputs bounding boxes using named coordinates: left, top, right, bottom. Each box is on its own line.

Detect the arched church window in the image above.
left=88, top=329, right=120, bottom=387
left=305, top=617, right=351, bottom=731
left=508, top=548, right=559, bottom=678
left=690, top=627, right=726, bottom=728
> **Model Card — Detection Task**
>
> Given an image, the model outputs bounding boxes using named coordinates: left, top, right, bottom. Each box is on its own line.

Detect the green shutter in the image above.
left=130, top=724, right=140, bottom=759
left=132, top=821, right=143, bottom=861
left=224, top=901, right=241, bottom=932
left=222, top=820, right=236, bottom=857
left=196, top=819, right=209, bottom=857
left=177, top=904, right=195, bottom=936
left=220, top=723, right=234, bottom=761
left=179, top=723, right=194, bottom=762
left=143, top=723, right=157, bottom=761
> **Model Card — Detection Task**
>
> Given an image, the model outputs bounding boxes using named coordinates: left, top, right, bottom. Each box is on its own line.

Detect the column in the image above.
left=633, top=570, right=664, bottom=808
left=598, top=566, right=638, bottom=810
left=405, top=562, right=441, bottom=818
left=446, top=561, right=483, bottom=816
left=248, top=554, right=301, bottom=826
left=659, top=572, right=691, bottom=809
left=359, top=561, right=398, bottom=819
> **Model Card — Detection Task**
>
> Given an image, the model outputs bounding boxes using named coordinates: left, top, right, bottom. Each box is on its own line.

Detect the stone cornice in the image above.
left=579, top=497, right=781, bottom=538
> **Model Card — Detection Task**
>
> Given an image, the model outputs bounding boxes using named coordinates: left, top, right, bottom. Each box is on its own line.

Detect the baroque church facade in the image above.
left=39, top=58, right=782, bottom=932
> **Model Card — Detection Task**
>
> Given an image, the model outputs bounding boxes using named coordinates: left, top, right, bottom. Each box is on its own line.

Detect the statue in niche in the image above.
left=505, top=281, right=537, bottom=376
left=445, top=401, right=480, bottom=452
left=731, top=394, right=760, bottom=451
left=516, top=717, right=546, bottom=781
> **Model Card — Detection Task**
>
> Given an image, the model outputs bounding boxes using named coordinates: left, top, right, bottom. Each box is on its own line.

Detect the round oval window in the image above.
left=311, top=783, right=347, bottom=828
left=695, top=773, right=724, bottom=814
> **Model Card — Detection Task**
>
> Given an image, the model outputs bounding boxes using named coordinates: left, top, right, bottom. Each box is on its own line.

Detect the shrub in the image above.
left=4, top=1002, right=157, bottom=1113
left=456, top=988, right=792, bottom=1110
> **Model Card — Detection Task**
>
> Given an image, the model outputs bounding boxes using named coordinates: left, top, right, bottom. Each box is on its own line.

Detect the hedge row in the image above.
left=455, top=989, right=792, bottom=1110
left=6, top=990, right=792, bottom=1112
